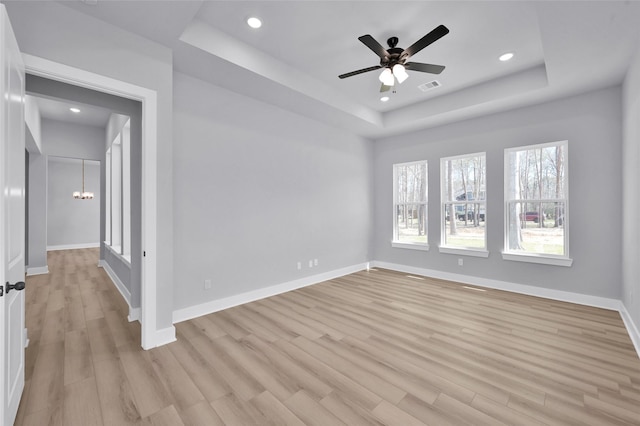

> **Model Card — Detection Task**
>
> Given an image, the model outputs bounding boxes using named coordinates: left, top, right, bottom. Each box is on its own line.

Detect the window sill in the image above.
left=104, top=242, right=132, bottom=267
left=502, top=252, right=573, bottom=267
left=439, top=246, right=489, bottom=258
left=392, top=241, right=429, bottom=251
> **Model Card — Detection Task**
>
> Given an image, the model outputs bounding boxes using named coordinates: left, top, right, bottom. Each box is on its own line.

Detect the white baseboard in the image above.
left=26, top=265, right=49, bottom=276
left=173, top=263, right=368, bottom=323
left=169, top=258, right=639, bottom=360
left=620, top=303, right=640, bottom=359
left=152, top=326, right=176, bottom=348
left=47, top=242, right=100, bottom=251
left=100, top=260, right=140, bottom=323
left=370, top=260, right=621, bottom=311
left=128, top=307, right=141, bottom=323
left=372, top=260, right=640, bottom=360
left=99, top=260, right=169, bottom=347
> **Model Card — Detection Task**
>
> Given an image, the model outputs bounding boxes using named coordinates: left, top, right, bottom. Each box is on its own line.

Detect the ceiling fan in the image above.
left=339, top=25, right=449, bottom=92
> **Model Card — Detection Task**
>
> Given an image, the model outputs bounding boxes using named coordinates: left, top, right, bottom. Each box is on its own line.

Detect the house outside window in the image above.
left=393, top=161, right=428, bottom=250
left=504, top=140, right=571, bottom=266
left=440, top=152, right=487, bottom=257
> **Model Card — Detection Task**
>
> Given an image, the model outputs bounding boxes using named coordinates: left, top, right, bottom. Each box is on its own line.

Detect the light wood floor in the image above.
left=15, top=248, right=640, bottom=425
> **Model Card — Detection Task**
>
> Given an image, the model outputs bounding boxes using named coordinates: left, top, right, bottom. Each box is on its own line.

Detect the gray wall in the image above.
left=373, top=86, right=622, bottom=299
left=172, top=72, right=373, bottom=310
left=6, top=1, right=174, bottom=330
left=623, top=44, right=640, bottom=331
left=26, top=118, right=104, bottom=269
left=47, top=158, right=100, bottom=248
left=41, top=118, right=104, bottom=160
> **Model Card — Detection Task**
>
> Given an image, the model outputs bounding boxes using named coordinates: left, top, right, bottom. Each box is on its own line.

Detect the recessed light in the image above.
left=499, top=52, right=514, bottom=62
left=247, top=17, right=262, bottom=29
left=70, top=107, right=81, bottom=113
left=380, top=96, right=390, bottom=102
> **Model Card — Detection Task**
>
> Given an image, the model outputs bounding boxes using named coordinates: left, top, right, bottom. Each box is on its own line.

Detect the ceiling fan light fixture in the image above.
left=379, top=68, right=395, bottom=86
left=392, top=64, right=409, bottom=84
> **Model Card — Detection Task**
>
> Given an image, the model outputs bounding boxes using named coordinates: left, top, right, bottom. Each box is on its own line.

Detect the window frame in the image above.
left=105, top=118, right=131, bottom=264
left=439, top=152, right=489, bottom=257
left=502, top=140, right=572, bottom=267
left=392, top=160, right=429, bottom=251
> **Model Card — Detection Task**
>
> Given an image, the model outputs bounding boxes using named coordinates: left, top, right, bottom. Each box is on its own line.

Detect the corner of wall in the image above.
left=620, top=302, right=640, bottom=360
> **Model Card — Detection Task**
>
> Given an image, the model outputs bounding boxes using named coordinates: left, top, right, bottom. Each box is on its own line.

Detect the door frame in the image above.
left=23, top=54, right=161, bottom=349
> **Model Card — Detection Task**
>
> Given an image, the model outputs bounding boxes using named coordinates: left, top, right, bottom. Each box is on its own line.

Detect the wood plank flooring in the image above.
left=15, top=248, right=640, bottom=425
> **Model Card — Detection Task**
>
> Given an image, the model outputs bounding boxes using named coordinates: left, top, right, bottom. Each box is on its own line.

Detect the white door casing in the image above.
left=21, top=53, right=166, bottom=349
left=0, top=4, right=26, bottom=426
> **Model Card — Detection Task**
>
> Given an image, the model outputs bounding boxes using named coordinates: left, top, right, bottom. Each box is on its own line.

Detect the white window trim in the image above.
left=439, top=246, right=489, bottom=258
left=440, top=152, right=488, bottom=254
left=104, top=241, right=132, bottom=267
left=503, top=140, right=571, bottom=265
left=392, top=160, right=429, bottom=250
left=392, top=241, right=430, bottom=251
left=502, top=252, right=572, bottom=267
left=105, top=121, right=132, bottom=259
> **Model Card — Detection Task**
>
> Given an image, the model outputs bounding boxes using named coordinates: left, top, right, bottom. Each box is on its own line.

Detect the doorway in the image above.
left=23, top=54, right=165, bottom=349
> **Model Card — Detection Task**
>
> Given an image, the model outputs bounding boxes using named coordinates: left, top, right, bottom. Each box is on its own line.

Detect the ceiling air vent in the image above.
left=418, top=80, right=441, bottom=92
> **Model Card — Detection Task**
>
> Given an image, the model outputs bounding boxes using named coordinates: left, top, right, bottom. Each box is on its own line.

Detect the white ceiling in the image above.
left=28, top=94, right=112, bottom=128
left=50, top=1, right=640, bottom=137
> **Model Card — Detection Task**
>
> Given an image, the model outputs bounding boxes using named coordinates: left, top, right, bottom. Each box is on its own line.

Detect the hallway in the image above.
left=17, top=248, right=142, bottom=425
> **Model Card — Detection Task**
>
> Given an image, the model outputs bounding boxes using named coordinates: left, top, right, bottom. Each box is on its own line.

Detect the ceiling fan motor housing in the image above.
left=381, top=38, right=408, bottom=68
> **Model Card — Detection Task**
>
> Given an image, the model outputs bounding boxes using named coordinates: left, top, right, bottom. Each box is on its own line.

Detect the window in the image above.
left=440, top=153, right=487, bottom=256
left=504, top=141, right=571, bottom=266
left=122, top=123, right=131, bottom=258
left=105, top=149, right=111, bottom=246
left=105, top=118, right=131, bottom=263
left=110, top=136, right=122, bottom=250
left=393, top=161, right=428, bottom=250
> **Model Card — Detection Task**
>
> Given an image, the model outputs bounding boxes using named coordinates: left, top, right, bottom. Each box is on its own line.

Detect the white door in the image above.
left=0, top=5, right=26, bottom=426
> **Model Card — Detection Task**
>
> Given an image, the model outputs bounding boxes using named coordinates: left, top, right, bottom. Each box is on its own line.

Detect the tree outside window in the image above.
left=505, top=141, right=568, bottom=258
left=441, top=153, right=486, bottom=251
left=393, top=161, right=428, bottom=247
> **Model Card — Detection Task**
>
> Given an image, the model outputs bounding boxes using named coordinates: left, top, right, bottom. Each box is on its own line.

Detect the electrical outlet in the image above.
left=314, top=259, right=318, bottom=266
left=204, top=279, right=212, bottom=290
left=308, top=260, right=313, bottom=268
left=458, top=258, right=463, bottom=266
left=297, top=262, right=302, bottom=270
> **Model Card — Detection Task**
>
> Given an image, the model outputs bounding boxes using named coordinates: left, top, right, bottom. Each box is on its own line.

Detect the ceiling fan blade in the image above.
left=338, top=65, right=382, bottom=79
left=404, top=62, right=446, bottom=74
left=358, top=35, right=389, bottom=59
left=404, top=25, right=449, bottom=58
left=380, top=84, right=391, bottom=92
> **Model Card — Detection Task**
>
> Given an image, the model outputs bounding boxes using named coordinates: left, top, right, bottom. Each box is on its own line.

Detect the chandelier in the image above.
left=72, top=159, right=94, bottom=200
